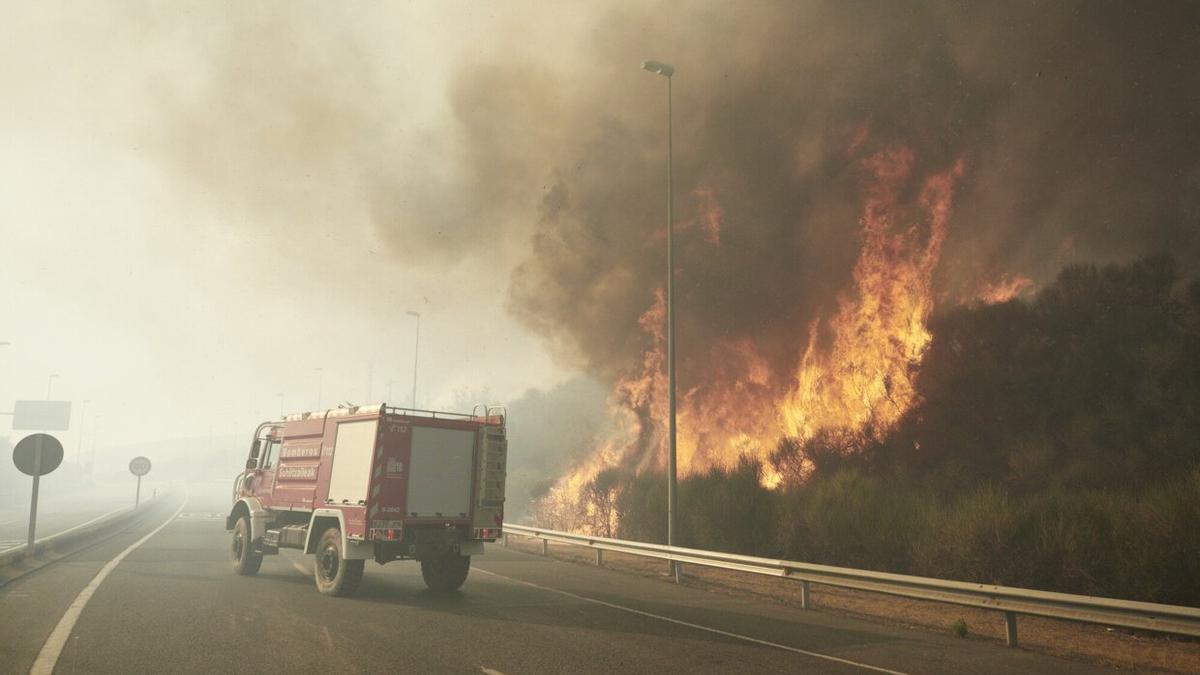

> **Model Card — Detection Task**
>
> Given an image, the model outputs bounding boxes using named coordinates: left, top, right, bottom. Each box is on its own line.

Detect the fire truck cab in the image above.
left=226, top=403, right=507, bottom=596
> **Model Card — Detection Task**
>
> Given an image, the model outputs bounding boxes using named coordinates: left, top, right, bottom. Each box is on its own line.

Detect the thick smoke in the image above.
left=146, top=3, right=1200, bottom=479
left=505, top=1, right=1200, bottom=384
left=149, top=7, right=556, bottom=267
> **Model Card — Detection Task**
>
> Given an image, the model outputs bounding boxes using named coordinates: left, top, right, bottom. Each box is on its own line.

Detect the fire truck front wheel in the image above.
left=421, top=553, right=471, bottom=592
left=231, top=516, right=262, bottom=576
left=314, top=527, right=364, bottom=597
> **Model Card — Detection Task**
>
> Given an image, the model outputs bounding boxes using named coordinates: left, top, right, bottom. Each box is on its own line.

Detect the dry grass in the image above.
left=501, top=535, right=1200, bottom=674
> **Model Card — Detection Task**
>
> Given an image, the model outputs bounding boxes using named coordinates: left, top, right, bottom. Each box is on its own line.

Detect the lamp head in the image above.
left=641, top=60, right=675, bottom=77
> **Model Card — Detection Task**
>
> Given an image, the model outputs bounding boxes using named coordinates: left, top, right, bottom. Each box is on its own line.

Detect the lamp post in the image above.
left=277, top=393, right=284, bottom=419
left=46, top=373, right=59, bottom=399
left=406, top=311, right=421, bottom=408
left=641, top=58, right=679, bottom=582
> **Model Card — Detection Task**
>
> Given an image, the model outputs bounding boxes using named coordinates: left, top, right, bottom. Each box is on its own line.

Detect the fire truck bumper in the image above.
left=375, top=526, right=479, bottom=562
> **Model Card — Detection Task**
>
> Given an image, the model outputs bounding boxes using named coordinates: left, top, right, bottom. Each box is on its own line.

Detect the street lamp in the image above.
left=406, top=311, right=421, bottom=408
left=641, top=58, right=678, bottom=582
left=314, top=368, right=323, bottom=410
left=277, top=393, right=285, bottom=419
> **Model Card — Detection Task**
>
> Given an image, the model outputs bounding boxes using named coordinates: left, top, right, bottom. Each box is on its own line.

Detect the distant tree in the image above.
left=582, top=468, right=621, bottom=538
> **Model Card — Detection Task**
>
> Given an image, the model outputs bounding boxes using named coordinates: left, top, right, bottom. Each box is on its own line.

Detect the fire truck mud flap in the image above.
left=305, top=509, right=371, bottom=560
left=226, top=498, right=270, bottom=542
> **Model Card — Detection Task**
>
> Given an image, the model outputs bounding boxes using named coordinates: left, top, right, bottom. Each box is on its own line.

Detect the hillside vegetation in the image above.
left=562, top=257, right=1200, bottom=606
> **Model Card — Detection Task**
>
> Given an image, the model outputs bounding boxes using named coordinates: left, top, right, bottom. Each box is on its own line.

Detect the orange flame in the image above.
left=781, top=148, right=964, bottom=441
left=542, top=138, right=967, bottom=531
left=690, top=187, right=724, bottom=246
left=975, top=275, right=1034, bottom=304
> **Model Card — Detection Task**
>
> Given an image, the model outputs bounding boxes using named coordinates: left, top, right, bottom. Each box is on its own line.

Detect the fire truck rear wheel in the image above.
left=421, top=552, right=471, bottom=592
left=314, top=527, right=363, bottom=597
left=231, top=515, right=262, bottom=576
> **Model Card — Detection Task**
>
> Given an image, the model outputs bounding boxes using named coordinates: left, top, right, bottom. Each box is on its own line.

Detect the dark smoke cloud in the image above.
left=499, top=0, right=1200, bottom=384
left=147, top=2, right=1200, bottom=417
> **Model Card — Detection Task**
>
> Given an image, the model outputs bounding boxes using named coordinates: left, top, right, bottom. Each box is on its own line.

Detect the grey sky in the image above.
left=0, top=2, right=593, bottom=447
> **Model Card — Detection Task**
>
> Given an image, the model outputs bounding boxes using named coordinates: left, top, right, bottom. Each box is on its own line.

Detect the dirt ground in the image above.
left=500, top=535, right=1200, bottom=674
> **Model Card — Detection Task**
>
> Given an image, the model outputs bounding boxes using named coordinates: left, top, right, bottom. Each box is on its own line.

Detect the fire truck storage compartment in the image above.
left=407, top=426, right=475, bottom=518
left=327, top=419, right=379, bottom=504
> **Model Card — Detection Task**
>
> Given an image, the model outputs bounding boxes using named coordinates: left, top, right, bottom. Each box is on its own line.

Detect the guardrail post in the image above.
left=541, top=539, right=548, bottom=556
left=1005, top=611, right=1018, bottom=647
left=595, top=549, right=604, bottom=566
left=800, top=580, right=811, bottom=609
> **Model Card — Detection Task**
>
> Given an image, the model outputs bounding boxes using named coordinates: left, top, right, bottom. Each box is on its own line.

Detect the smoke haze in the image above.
left=502, top=0, right=1200, bottom=381
left=2, top=1, right=1196, bottom=482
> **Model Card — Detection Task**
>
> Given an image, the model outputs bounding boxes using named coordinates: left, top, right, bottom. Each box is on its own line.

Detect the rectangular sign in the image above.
left=13, top=400, right=72, bottom=431
left=280, top=444, right=321, bottom=459
left=276, top=465, right=318, bottom=481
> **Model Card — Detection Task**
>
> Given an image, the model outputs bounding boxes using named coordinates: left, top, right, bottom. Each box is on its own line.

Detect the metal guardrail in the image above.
left=0, top=492, right=165, bottom=575
left=501, top=523, right=1200, bottom=647
left=0, top=504, right=132, bottom=556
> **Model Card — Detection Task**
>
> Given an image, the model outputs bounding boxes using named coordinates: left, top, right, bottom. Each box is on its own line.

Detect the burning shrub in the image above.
left=769, top=428, right=870, bottom=487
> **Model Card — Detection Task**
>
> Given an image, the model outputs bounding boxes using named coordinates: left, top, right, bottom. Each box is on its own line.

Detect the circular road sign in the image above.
left=13, top=433, right=64, bottom=477
left=129, top=456, right=152, bottom=477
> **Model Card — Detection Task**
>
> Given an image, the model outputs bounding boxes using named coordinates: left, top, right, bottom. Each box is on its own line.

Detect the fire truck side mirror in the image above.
left=250, top=439, right=261, bottom=459
left=245, top=457, right=258, bottom=470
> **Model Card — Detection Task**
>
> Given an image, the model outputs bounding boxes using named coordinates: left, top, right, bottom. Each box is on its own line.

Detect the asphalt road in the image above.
left=0, top=488, right=1120, bottom=674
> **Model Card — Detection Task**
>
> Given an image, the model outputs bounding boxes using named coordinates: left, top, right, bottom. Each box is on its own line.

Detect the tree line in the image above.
left=552, top=256, right=1200, bottom=606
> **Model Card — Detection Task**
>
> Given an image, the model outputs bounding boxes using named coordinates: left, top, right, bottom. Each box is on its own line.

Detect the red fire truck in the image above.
left=226, top=403, right=507, bottom=596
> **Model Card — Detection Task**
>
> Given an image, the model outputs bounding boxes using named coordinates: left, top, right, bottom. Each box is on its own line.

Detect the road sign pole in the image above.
left=27, top=437, right=43, bottom=548
left=128, top=456, right=151, bottom=506
left=13, top=434, right=64, bottom=548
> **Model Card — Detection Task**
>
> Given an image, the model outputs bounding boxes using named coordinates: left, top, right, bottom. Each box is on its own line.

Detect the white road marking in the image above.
left=480, top=668, right=506, bottom=675
left=29, top=494, right=189, bottom=675
left=474, top=568, right=911, bottom=675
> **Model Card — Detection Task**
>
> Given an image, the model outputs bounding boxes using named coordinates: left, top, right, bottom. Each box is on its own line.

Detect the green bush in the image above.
left=778, top=468, right=930, bottom=572
left=678, top=456, right=778, bottom=554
